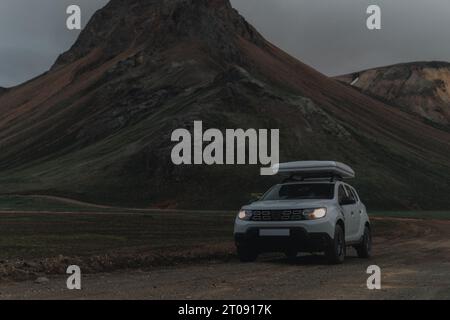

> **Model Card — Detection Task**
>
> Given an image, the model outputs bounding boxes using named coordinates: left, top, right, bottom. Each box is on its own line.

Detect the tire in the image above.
left=237, top=245, right=258, bottom=262
left=325, top=224, right=346, bottom=264
left=285, top=249, right=297, bottom=261
left=355, top=226, right=372, bottom=258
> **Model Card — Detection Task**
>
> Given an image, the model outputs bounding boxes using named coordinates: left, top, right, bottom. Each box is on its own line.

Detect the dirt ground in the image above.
left=0, top=217, right=449, bottom=300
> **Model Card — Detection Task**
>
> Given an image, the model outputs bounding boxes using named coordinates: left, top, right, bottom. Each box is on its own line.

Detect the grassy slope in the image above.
left=0, top=196, right=106, bottom=213
left=2, top=73, right=450, bottom=211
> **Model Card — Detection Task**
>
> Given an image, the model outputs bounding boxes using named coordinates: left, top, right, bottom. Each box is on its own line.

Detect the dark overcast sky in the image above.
left=1, top=0, right=450, bottom=87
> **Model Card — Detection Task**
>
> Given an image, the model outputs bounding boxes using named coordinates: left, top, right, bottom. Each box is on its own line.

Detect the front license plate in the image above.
left=259, top=229, right=290, bottom=237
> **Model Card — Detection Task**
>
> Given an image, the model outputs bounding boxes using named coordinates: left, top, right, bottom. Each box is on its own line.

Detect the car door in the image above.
left=352, top=187, right=367, bottom=237
left=337, top=184, right=356, bottom=242
left=345, top=185, right=361, bottom=240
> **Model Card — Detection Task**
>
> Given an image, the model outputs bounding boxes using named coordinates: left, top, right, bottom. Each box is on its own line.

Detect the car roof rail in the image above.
left=282, top=173, right=343, bottom=183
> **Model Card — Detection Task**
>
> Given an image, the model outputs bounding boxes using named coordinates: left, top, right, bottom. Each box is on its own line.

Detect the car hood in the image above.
left=243, top=199, right=335, bottom=210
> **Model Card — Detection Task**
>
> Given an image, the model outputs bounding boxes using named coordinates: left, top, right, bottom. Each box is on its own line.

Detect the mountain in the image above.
left=1, top=0, right=450, bottom=210
left=0, top=87, right=7, bottom=95
left=336, top=61, right=450, bottom=128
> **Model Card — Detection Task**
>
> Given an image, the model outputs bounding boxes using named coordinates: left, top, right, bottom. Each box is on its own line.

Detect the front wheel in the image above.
left=237, top=245, right=258, bottom=262
left=325, top=224, right=346, bottom=264
left=355, top=226, right=372, bottom=258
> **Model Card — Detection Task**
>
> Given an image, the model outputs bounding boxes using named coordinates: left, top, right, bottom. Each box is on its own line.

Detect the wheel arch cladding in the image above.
left=336, top=219, right=345, bottom=235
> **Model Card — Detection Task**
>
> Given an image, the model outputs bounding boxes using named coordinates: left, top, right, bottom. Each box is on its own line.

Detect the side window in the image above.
left=350, top=187, right=359, bottom=202
left=344, top=185, right=356, bottom=202
left=338, top=185, right=347, bottom=203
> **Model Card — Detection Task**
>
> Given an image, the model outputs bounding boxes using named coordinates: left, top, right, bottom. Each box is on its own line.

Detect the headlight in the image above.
left=302, top=208, right=327, bottom=220
left=238, top=210, right=252, bottom=220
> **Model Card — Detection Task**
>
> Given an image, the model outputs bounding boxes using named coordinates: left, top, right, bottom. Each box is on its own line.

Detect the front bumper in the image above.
left=234, top=227, right=332, bottom=253
left=234, top=214, right=336, bottom=237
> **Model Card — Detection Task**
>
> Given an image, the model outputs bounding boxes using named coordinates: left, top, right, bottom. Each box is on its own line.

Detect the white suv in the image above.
left=234, top=161, right=372, bottom=264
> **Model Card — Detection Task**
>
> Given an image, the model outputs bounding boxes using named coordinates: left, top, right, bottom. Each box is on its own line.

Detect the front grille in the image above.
left=250, top=210, right=304, bottom=221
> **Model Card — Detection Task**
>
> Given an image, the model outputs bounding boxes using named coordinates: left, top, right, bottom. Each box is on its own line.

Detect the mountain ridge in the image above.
left=0, top=0, right=449, bottom=209
left=335, top=61, right=450, bottom=128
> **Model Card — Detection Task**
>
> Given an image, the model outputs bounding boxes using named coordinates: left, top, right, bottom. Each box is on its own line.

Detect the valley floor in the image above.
left=0, top=215, right=449, bottom=299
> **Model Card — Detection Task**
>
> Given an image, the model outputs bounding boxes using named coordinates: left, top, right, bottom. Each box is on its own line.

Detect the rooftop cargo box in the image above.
left=273, top=161, right=355, bottom=179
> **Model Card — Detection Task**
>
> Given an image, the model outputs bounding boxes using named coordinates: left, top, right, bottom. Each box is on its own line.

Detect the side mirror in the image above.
left=249, top=193, right=263, bottom=203
left=340, top=197, right=356, bottom=206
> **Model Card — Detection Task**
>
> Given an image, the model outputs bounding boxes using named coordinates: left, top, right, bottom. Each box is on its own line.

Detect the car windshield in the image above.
left=262, top=183, right=335, bottom=200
